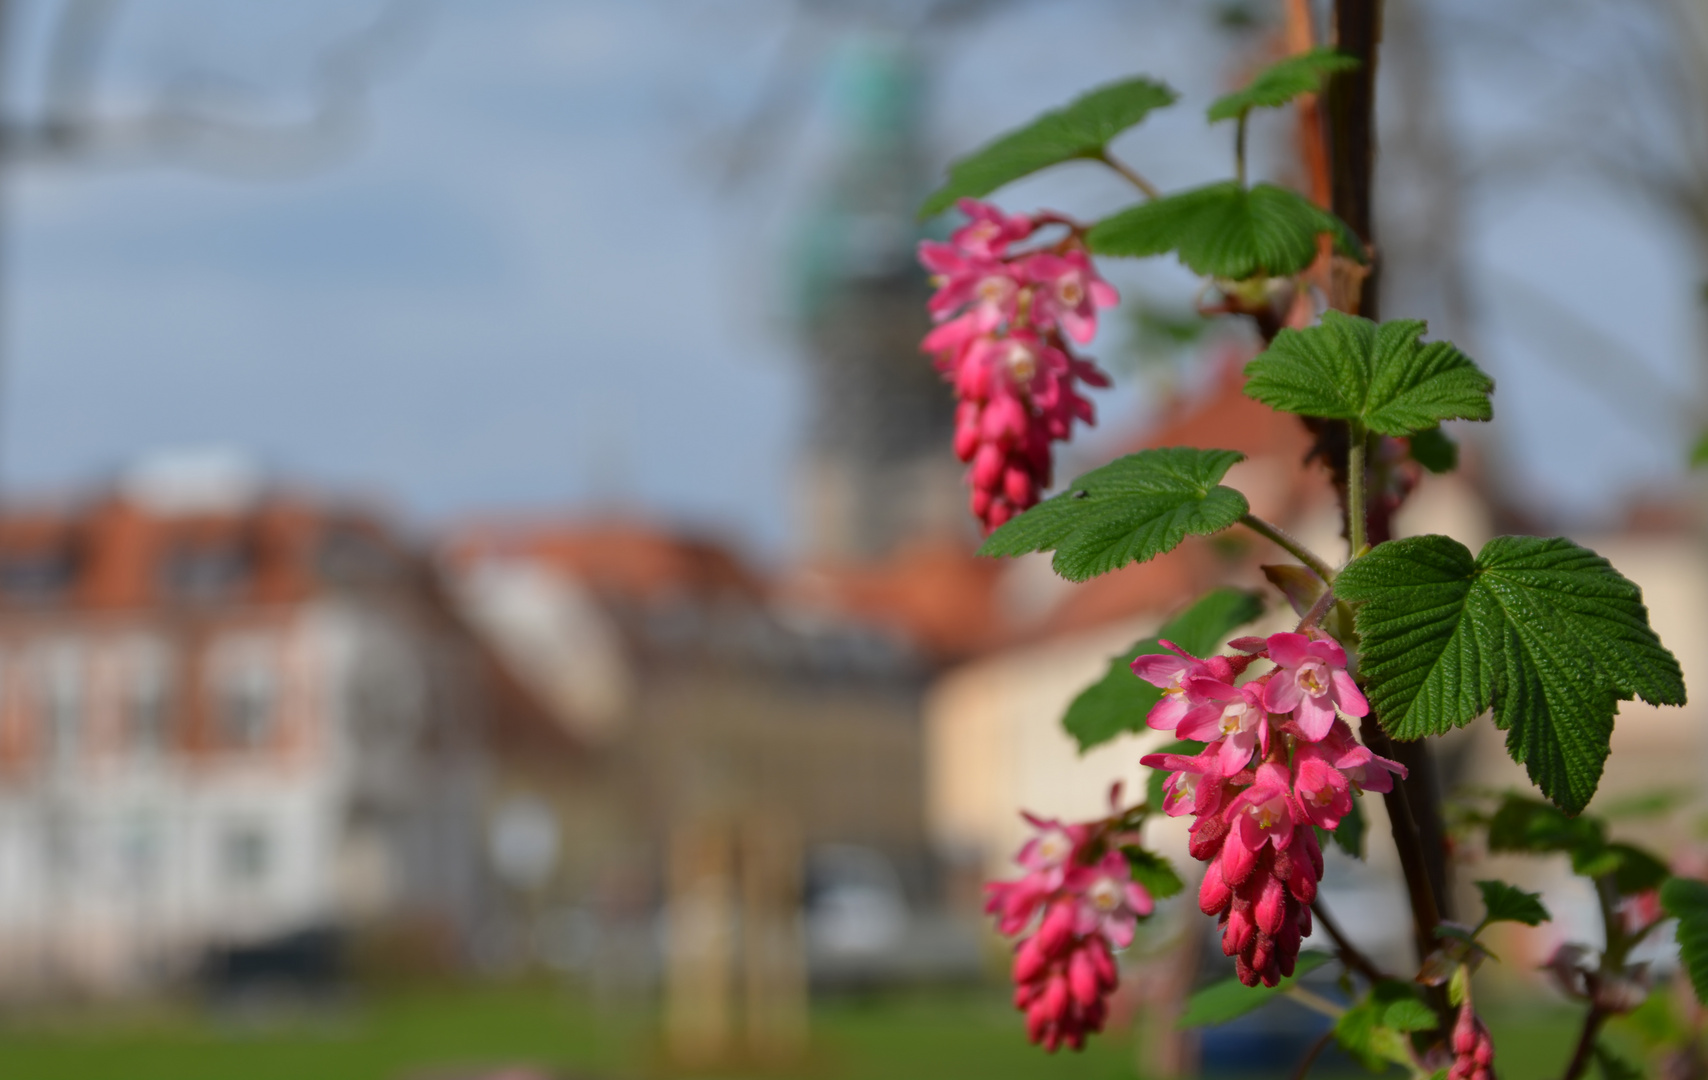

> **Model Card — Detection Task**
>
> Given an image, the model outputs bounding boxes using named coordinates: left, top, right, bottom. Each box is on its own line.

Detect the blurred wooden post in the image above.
left=740, top=812, right=807, bottom=1062
left=665, top=818, right=735, bottom=1066
left=1134, top=914, right=1205, bottom=1080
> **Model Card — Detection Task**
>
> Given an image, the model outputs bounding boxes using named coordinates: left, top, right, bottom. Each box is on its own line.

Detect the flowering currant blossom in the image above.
left=985, top=810, right=1154, bottom=1051
left=1130, top=642, right=1237, bottom=732
left=918, top=199, right=1115, bottom=532
left=1137, top=630, right=1403, bottom=986
left=1262, top=632, right=1369, bottom=741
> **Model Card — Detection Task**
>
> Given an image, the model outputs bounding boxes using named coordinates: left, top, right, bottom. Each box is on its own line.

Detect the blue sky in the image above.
left=1, top=0, right=1696, bottom=552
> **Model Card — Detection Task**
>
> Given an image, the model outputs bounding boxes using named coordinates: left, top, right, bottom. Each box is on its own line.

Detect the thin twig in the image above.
left=1562, top=878, right=1628, bottom=1080
left=1346, top=422, right=1368, bottom=558
left=1292, top=1029, right=1336, bottom=1080
left=1358, top=718, right=1444, bottom=965
left=1240, top=513, right=1338, bottom=583
left=1310, top=899, right=1392, bottom=984
left=1560, top=1006, right=1607, bottom=1080
left=1284, top=984, right=1345, bottom=1020
left=1296, top=586, right=1338, bottom=633
left=1096, top=149, right=1160, bottom=199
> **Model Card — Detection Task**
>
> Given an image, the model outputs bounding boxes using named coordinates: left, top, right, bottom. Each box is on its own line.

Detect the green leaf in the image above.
left=1122, top=846, right=1185, bottom=900
left=1243, top=312, right=1494, bottom=437
left=1488, top=794, right=1603, bottom=855
left=1178, top=951, right=1332, bottom=1027
left=1661, top=877, right=1708, bottom=1004
left=1690, top=429, right=1708, bottom=469
left=919, top=78, right=1178, bottom=218
left=1475, top=879, right=1551, bottom=927
left=1063, top=588, right=1265, bottom=751
left=979, top=447, right=1249, bottom=582
left=1335, top=535, right=1687, bottom=813
left=1608, top=844, right=1671, bottom=895
left=1483, top=796, right=1663, bottom=891
left=1336, top=981, right=1435, bottom=1072
left=1208, top=47, right=1361, bottom=122
left=1447, top=964, right=1470, bottom=1007
left=1087, top=181, right=1361, bottom=280
left=1594, top=1041, right=1646, bottom=1080
left=1621, top=992, right=1688, bottom=1048
left=1373, top=982, right=1438, bottom=1032
left=1409, top=427, right=1459, bottom=473
left=1600, top=789, right=1689, bottom=821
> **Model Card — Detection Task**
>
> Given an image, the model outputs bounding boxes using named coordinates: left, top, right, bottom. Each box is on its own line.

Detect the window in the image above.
left=209, top=637, right=278, bottom=750
left=220, top=822, right=270, bottom=889
left=121, top=815, right=162, bottom=893
left=0, top=550, right=74, bottom=604
left=35, top=642, right=83, bottom=765
left=316, top=526, right=401, bottom=586
left=124, top=640, right=174, bottom=756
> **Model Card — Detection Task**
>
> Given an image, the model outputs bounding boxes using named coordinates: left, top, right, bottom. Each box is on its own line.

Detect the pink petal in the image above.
left=1125, top=883, right=1154, bottom=917
left=1103, top=915, right=1136, bottom=949
left=1217, top=733, right=1255, bottom=773
left=1130, top=654, right=1190, bottom=687
left=1145, top=695, right=1189, bottom=731
left=1264, top=675, right=1304, bottom=714
left=1062, top=310, right=1096, bottom=344
left=1331, top=670, right=1369, bottom=716
left=1184, top=676, right=1241, bottom=702
left=1292, top=697, right=1337, bottom=742
left=1265, top=632, right=1313, bottom=668
left=1307, top=637, right=1349, bottom=667
left=1176, top=704, right=1225, bottom=742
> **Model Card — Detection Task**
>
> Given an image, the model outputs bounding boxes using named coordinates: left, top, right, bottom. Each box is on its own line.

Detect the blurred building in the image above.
left=440, top=521, right=949, bottom=965
left=0, top=453, right=572, bottom=997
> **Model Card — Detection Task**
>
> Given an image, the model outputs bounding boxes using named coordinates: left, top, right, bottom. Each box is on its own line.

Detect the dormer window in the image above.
left=160, top=542, right=249, bottom=603
left=0, top=549, right=74, bottom=605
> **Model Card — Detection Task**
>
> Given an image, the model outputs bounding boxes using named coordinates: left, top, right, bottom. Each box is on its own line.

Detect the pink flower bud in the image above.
left=1255, top=871, right=1288, bottom=936
left=1199, top=862, right=1231, bottom=914
left=1068, top=947, right=1101, bottom=1006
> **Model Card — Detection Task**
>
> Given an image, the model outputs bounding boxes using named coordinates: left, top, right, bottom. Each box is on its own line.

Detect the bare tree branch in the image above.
left=12, top=0, right=429, bottom=177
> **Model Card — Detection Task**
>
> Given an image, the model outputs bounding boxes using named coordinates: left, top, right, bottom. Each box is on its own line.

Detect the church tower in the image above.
left=789, top=40, right=966, bottom=561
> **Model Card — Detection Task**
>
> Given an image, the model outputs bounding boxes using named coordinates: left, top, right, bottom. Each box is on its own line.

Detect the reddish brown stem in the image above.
left=1310, top=898, right=1392, bottom=984
left=1328, top=0, right=1454, bottom=958
left=1560, top=1007, right=1608, bottom=1080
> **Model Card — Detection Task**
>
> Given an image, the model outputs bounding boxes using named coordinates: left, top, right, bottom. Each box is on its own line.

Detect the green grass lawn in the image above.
left=0, top=982, right=1138, bottom=1080
left=0, top=981, right=1583, bottom=1080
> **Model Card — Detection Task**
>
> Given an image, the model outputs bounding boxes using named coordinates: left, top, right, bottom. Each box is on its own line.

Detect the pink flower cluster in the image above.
left=918, top=200, right=1116, bottom=532
left=984, top=811, right=1154, bottom=1051
left=1448, top=1002, right=1495, bottom=1080
left=1137, top=631, right=1404, bottom=986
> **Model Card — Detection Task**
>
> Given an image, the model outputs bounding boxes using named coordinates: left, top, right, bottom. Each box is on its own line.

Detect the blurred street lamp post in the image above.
left=0, top=0, right=420, bottom=496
